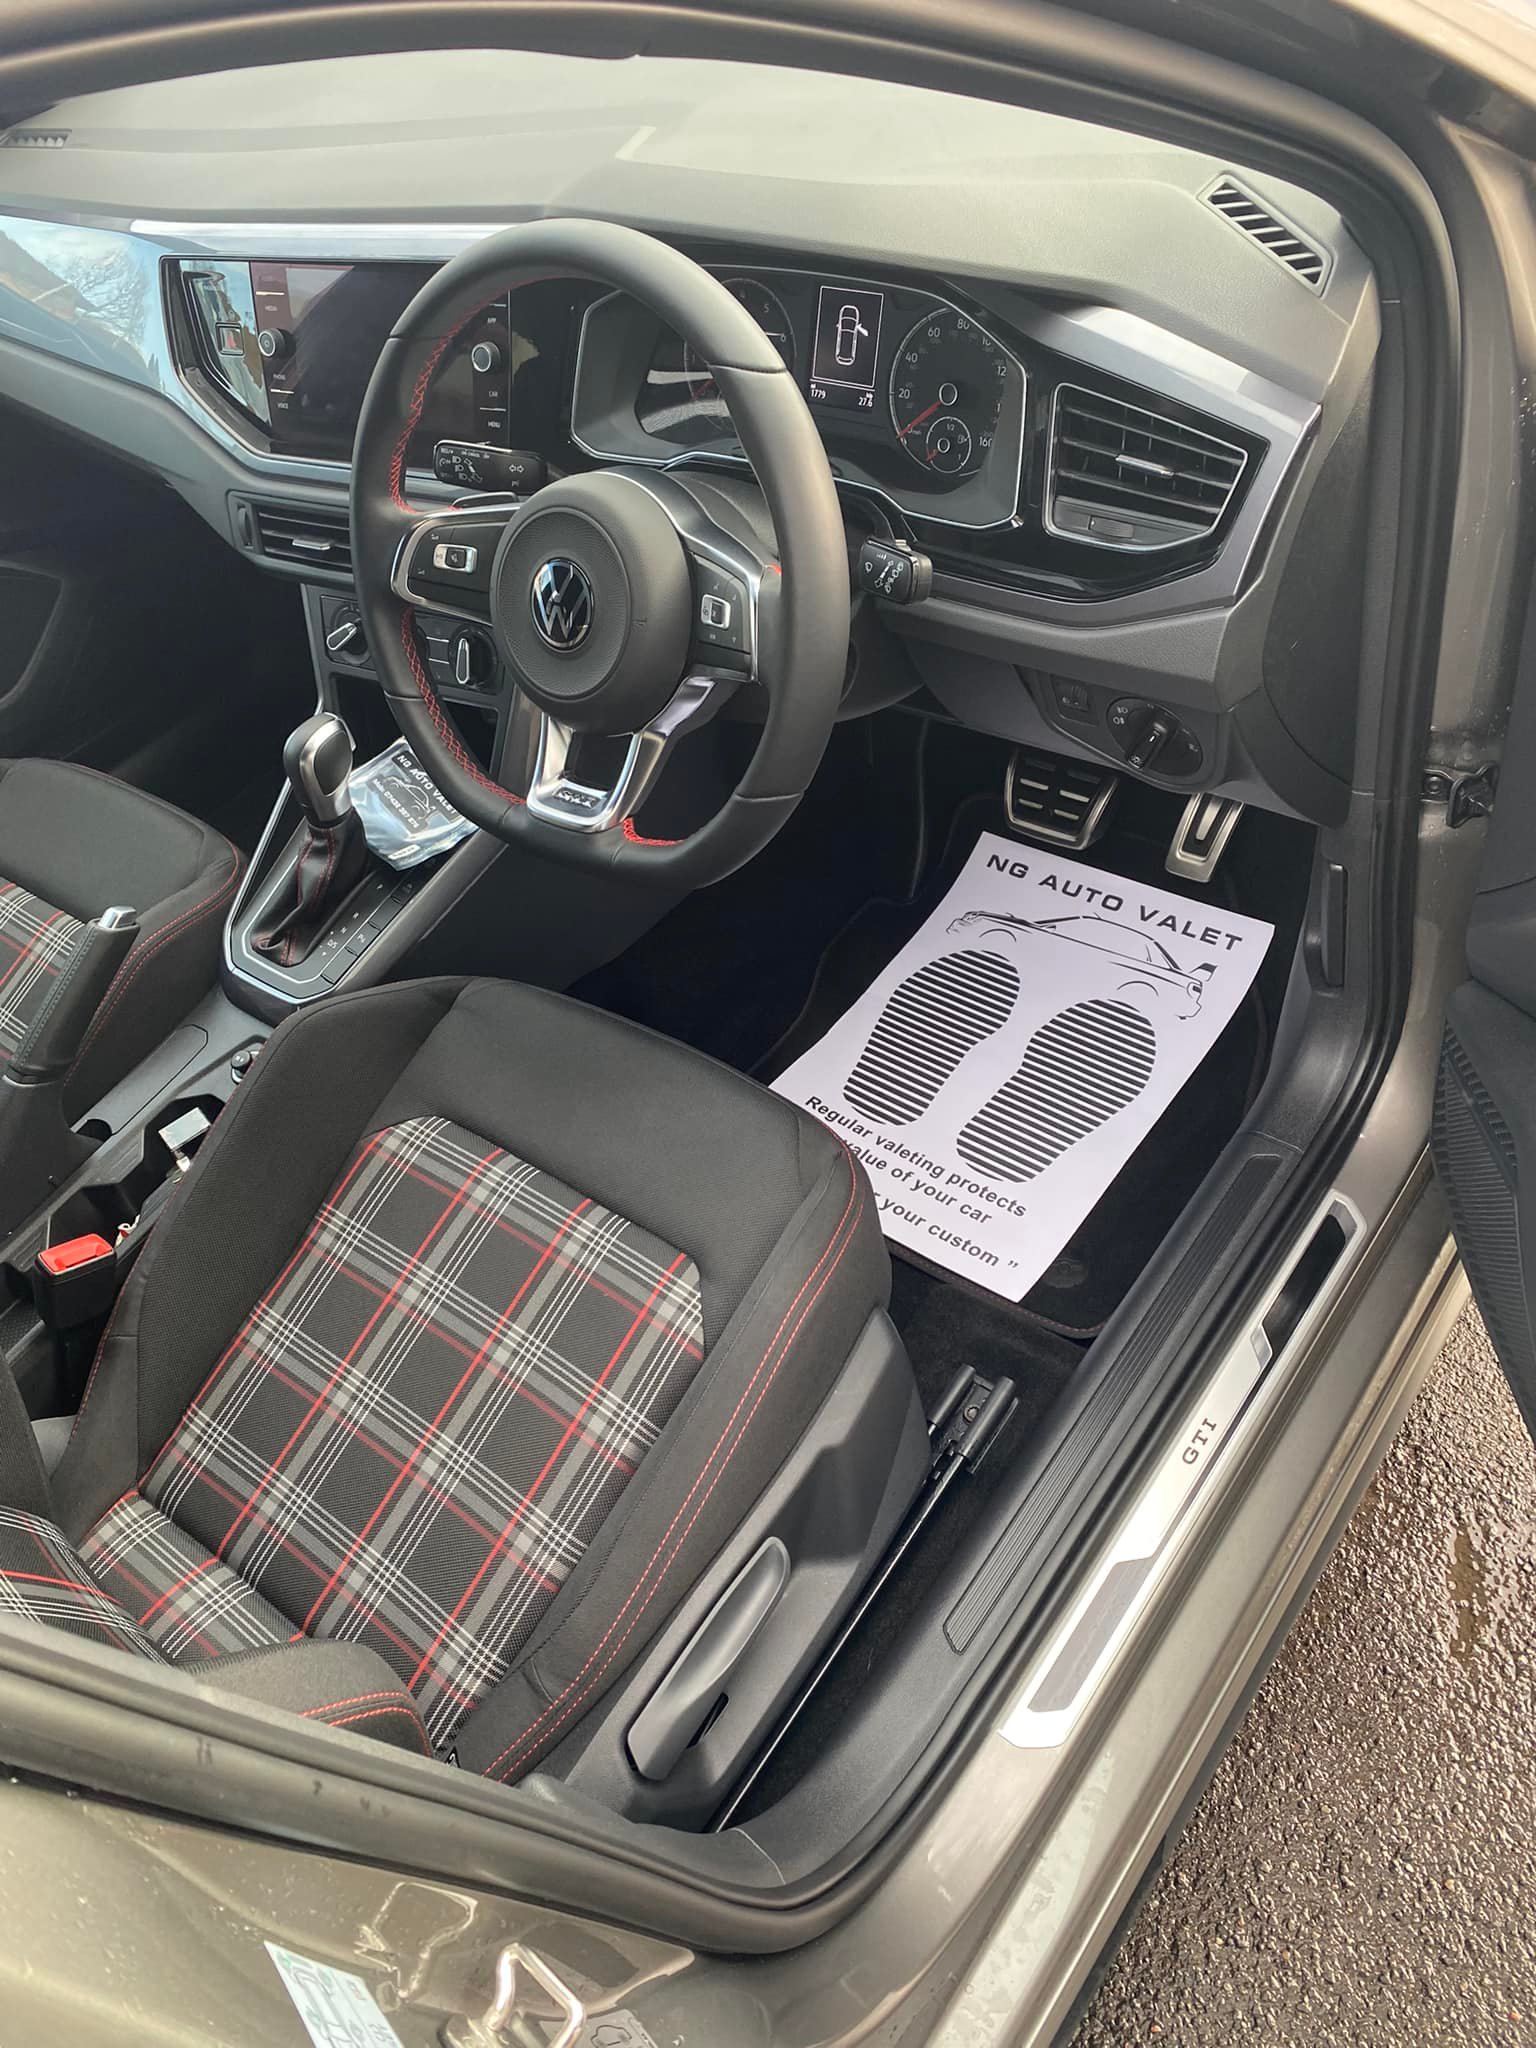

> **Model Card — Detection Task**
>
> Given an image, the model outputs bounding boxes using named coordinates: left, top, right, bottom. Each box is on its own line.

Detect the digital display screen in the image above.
left=807, top=285, right=885, bottom=412
left=250, top=262, right=510, bottom=464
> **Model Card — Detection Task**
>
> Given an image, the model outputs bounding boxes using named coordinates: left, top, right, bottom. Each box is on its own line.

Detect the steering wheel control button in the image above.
left=432, top=439, right=548, bottom=494
left=691, top=561, right=752, bottom=669
left=857, top=537, right=933, bottom=605
left=432, top=541, right=479, bottom=574
left=406, top=519, right=504, bottom=607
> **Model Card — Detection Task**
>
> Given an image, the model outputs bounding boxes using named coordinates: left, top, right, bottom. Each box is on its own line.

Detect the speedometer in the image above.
left=889, top=307, right=1011, bottom=477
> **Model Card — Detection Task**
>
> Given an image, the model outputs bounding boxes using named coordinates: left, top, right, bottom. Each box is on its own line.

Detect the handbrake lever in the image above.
left=9, top=906, right=139, bottom=1085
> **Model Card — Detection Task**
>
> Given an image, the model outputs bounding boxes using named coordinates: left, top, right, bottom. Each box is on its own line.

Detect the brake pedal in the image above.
left=1004, top=746, right=1118, bottom=851
left=1166, top=792, right=1244, bottom=884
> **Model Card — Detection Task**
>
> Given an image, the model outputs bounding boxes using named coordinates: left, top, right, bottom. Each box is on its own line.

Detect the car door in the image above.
left=1435, top=650, right=1536, bottom=1442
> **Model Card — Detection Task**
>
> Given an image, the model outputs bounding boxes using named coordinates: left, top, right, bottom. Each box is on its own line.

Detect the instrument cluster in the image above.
left=572, top=266, right=1028, bottom=531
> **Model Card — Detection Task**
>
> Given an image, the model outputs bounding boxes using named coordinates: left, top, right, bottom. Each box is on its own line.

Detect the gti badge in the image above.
left=530, top=558, right=595, bottom=650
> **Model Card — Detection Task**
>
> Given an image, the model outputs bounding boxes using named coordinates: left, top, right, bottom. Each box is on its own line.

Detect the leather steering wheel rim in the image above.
left=350, top=218, right=850, bottom=886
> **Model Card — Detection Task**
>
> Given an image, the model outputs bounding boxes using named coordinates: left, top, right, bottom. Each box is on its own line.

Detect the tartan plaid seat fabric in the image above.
left=4, top=976, right=893, bottom=1777
left=0, top=1507, right=164, bottom=1661
left=75, top=1114, right=706, bottom=1752
left=82, top=1491, right=296, bottom=1663
left=0, top=880, right=84, bottom=1066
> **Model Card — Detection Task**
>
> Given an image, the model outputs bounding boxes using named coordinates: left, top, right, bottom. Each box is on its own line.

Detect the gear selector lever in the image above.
left=285, top=711, right=356, bottom=829
left=251, top=714, right=372, bottom=967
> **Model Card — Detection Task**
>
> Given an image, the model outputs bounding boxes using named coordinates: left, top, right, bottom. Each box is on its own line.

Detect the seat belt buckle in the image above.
left=33, top=1233, right=119, bottom=1330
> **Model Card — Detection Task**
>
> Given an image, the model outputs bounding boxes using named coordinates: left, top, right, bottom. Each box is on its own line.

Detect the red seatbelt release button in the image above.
left=34, top=1233, right=118, bottom=1330
left=38, top=1234, right=114, bottom=1276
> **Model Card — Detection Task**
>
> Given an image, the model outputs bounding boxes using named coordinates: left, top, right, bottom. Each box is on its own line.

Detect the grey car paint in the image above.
left=0, top=0, right=1526, bottom=2041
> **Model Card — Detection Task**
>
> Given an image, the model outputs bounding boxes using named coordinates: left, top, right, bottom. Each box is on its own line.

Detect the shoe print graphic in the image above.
left=957, top=996, right=1157, bottom=1183
left=844, top=946, right=1020, bottom=1126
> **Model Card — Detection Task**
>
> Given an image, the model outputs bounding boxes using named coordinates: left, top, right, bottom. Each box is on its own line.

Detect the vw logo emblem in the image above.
left=530, top=558, right=595, bottom=651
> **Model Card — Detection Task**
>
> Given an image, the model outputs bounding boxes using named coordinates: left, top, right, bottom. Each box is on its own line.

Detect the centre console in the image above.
left=223, top=578, right=526, bottom=1019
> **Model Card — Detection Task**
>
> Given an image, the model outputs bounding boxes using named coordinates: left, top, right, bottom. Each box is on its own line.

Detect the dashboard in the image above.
left=0, top=51, right=1383, bottom=825
left=171, top=245, right=1294, bottom=607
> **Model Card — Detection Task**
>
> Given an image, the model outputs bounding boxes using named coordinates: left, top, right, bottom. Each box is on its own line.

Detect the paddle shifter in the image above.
left=251, top=713, right=372, bottom=966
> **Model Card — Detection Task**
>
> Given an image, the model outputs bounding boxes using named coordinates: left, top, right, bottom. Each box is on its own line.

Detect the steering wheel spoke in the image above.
left=526, top=675, right=732, bottom=834
left=390, top=500, right=523, bottom=625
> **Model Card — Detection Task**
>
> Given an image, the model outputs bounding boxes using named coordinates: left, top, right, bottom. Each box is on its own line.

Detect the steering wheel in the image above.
left=350, top=219, right=850, bottom=885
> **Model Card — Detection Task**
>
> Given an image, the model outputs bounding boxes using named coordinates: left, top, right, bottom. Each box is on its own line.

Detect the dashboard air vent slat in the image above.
left=0, top=129, right=71, bottom=148
left=1046, top=386, right=1248, bottom=554
left=1206, top=179, right=1329, bottom=290
left=250, top=503, right=353, bottom=576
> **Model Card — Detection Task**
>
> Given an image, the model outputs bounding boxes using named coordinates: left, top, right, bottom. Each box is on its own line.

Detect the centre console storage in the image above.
left=0, top=987, right=267, bottom=1422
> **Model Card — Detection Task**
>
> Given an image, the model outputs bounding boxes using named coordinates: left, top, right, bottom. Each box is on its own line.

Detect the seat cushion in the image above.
left=0, top=1506, right=164, bottom=1661
left=0, top=1505, right=431, bottom=1751
left=49, top=978, right=888, bottom=1775
left=131, top=1113, right=704, bottom=1749
left=0, top=758, right=241, bottom=1115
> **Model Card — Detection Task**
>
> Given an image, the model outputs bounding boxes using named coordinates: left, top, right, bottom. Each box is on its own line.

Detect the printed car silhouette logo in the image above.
left=834, top=302, right=868, bottom=366
left=946, top=909, right=1214, bottom=1019
left=529, top=557, right=595, bottom=650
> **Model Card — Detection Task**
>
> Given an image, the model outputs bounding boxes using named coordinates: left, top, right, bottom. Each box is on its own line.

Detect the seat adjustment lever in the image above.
left=626, top=1537, right=790, bottom=1782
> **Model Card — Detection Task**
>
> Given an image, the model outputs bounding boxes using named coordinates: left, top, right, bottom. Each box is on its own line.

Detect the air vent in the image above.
left=1207, top=179, right=1329, bottom=290
left=248, top=503, right=352, bottom=576
left=0, top=128, right=70, bottom=148
left=1046, top=386, right=1248, bottom=553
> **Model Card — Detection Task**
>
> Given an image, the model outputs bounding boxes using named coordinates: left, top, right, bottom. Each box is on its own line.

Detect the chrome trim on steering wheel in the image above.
left=526, top=675, right=729, bottom=833
left=389, top=499, right=523, bottom=620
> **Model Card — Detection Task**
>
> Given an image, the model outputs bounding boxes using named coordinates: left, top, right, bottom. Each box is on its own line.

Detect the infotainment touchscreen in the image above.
left=249, top=261, right=509, bottom=464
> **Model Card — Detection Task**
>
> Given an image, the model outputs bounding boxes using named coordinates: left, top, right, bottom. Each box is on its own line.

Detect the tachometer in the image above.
left=889, top=307, right=1011, bottom=477
left=684, top=278, right=795, bottom=403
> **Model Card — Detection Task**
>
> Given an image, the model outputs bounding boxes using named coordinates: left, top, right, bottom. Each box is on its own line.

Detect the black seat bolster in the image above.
left=187, top=1639, right=433, bottom=1755
left=0, top=758, right=243, bottom=1118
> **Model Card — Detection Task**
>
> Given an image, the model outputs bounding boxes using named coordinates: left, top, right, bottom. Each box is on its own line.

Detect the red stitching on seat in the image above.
left=483, top=1160, right=864, bottom=1782
left=300, top=1687, right=415, bottom=1718
left=326, top=1703, right=433, bottom=1753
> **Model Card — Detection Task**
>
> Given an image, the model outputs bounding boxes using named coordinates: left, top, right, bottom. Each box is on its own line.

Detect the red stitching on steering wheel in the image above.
left=387, top=285, right=538, bottom=514
left=399, top=609, right=524, bottom=806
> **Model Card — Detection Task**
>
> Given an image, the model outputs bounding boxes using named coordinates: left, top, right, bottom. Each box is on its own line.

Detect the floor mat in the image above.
left=772, top=830, right=1274, bottom=1303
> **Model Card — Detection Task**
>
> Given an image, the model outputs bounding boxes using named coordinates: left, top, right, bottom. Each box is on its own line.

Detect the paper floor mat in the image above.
left=772, top=831, right=1274, bottom=1300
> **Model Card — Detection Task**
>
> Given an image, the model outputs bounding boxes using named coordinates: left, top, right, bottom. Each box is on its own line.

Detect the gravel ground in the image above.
left=1072, top=1303, right=1536, bottom=2047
